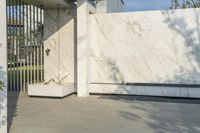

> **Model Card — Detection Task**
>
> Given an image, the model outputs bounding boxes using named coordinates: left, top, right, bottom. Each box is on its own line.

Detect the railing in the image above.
left=7, top=0, right=44, bottom=92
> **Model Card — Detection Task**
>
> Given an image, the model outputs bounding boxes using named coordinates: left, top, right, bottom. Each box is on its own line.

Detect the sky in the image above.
left=123, top=0, right=172, bottom=12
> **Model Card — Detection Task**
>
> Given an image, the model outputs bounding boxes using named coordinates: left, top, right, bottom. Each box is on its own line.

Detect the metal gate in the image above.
left=7, top=0, right=44, bottom=92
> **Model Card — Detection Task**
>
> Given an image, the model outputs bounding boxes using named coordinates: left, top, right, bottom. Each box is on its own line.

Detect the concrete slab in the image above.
left=8, top=93, right=200, bottom=133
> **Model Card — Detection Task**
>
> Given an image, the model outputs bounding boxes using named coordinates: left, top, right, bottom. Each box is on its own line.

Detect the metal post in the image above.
left=36, top=6, right=39, bottom=83
left=32, top=5, right=35, bottom=84
left=12, top=0, right=16, bottom=91
left=40, top=7, right=44, bottom=82
left=7, top=0, right=11, bottom=91
left=29, top=4, right=32, bottom=84
left=22, top=1, right=26, bottom=91
left=19, top=1, right=22, bottom=91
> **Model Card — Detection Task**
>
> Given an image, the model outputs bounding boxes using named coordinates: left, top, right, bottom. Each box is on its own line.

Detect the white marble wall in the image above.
left=0, top=0, right=7, bottom=132
left=77, top=0, right=96, bottom=97
left=89, top=8, right=200, bottom=84
left=44, top=8, right=76, bottom=87
left=88, top=8, right=200, bottom=97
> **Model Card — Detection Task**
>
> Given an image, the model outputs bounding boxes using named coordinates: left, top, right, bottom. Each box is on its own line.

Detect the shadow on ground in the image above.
left=98, top=94, right=200, bottom=104
left=8, top=92, right=20, bottom=133
left=98, top=94, right=200, bottom=133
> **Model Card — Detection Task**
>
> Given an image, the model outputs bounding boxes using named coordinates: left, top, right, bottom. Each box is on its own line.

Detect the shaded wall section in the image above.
left=0, top=0, right=7, bottom=132
left=88, top=8, right=200, bottom=97
left=44, top=8, right=76, bottom=88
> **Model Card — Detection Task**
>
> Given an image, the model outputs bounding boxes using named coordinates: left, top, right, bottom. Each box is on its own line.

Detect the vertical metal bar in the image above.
left=33, top=5, right=36, bottom=84
left=19, top=0, right=23, bottom=91
left=18, top=0, right=20, bottom=91
left=13, top=0, right=16, bottom=91
left=41, top=9, right=44, bottom=81
left=10, top=0, right=12, bottom=91
left=12, top=0, right=16, bottom=91
left=32, top=5, right=34, bottom=83
left=39, top=7, right=41, bottom=82
left=16, top=0, right=19, bottom=91
left=15, top=0, right=17, bottom=91
left=39, top=7, right=42, bottom=82
left=40, top=7, right=44, bottom=82
left=36, top=6, right=39, bottom=83
left=29, top=4, right=32, bottom=84
left=14, top=0, right=16, bottom=91
left=22, top=1, right=26, bottom=92
left=26, top=4, right=29, bottom=89
left=10, top=0, right=15, bottom=91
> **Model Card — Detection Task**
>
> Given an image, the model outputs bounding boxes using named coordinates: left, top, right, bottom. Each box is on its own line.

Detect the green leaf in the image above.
left=0, top=81, right=5, bottom=90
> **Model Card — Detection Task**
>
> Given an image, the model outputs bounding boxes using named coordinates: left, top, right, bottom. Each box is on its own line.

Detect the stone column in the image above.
left=77, top=0, right=95, bottom=97
left=0, top=0, right=7, bottom=132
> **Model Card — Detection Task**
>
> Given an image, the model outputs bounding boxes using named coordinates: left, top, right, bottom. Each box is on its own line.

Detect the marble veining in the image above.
left=89, top=8, right=200, bottom=85
left=44, top=9, right=75, bottom=84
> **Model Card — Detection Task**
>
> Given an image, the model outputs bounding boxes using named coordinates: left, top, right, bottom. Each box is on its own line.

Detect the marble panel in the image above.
left=89, top=8, right=200, bottom=85
left=44, top=8, right=75, bottom=85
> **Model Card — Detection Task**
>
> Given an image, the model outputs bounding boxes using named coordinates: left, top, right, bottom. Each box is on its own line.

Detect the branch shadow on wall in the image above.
left=0, top=66, right=7, bottom=129
left=93, top=8, right=200, bottom=133
left=158, top=8, right=200, bottom=84
left=94, top=8, right=200, bottom=93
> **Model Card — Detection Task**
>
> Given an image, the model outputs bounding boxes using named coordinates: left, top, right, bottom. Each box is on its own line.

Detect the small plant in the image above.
left=0, top=80, right=5, bottom=90
left=44, top=74, right=70, bottom=85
